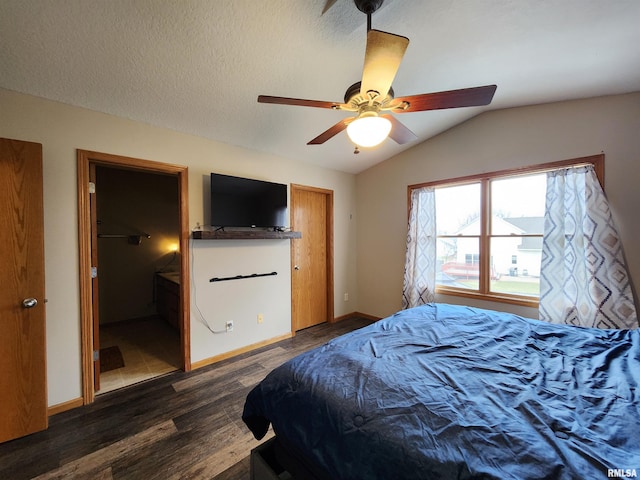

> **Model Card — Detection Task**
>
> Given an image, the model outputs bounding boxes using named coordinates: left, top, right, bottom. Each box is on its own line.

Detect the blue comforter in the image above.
left=243, top=304, right=640, bottom=479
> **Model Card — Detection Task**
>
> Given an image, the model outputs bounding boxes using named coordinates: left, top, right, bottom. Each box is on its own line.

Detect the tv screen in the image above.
left=210, top=173, right=287, bottom=228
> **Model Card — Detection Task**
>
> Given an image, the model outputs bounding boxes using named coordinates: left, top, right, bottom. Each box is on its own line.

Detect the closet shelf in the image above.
left=192, top=230, right=301, bottom=240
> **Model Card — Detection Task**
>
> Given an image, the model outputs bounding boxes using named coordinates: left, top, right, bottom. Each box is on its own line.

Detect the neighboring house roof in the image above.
left=503, top=217, right=544, bottom=251
left=454, top=216, right=544, bottom=251
left=503, top=217, right=544, bottom=235
left=457, top=216, right=526, bottom=236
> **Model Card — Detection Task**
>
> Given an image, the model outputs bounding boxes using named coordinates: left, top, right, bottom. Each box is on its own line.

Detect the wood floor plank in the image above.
left=168, top=430, right=273, bottom=480
left=112, top=420, right=242, bottom=479
left=171, top=347, right=288, bottom=392
left=0, top=317, right=372, bottom=480
left=211, top=455, right=251, bottom=480
left=32, top=421, right=177, bottom=480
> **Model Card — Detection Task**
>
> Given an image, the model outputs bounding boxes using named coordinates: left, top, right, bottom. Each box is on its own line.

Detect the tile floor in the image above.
left=98, top=316, right=181, bottom=394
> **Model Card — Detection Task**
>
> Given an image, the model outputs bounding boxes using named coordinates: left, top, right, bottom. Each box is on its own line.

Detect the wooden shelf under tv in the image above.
left=192, top=230, right=302, bottom=240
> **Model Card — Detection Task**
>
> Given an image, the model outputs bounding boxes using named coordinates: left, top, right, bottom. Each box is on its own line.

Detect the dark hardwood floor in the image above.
left=0, top=317, right=372, bottom=480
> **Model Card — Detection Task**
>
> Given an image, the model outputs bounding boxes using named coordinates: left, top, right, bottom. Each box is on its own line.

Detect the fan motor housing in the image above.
left=354, top=0, right=384, bottom=14
left=344, top=82, right=394, bottom=104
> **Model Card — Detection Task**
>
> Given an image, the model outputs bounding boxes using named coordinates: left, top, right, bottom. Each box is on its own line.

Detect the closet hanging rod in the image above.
left=97, top=233, right=151, bottom=245
left=97, top=233, right=151, bottom=239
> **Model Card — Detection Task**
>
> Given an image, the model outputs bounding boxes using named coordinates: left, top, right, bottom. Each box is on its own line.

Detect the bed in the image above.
left=242, top=303, right=640, bottom=479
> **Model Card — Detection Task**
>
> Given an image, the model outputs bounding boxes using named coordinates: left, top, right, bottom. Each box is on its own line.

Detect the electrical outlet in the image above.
left=344, top=292, right=349, bottom=302
left=226, top=320, right=234, bottom=332
left=257, top=313, right=264, bottom=324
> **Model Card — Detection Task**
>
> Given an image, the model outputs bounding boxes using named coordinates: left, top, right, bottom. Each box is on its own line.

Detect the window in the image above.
left=465, top=254, right=480, bottom=265
left=408, top=155, right=604, bottom=307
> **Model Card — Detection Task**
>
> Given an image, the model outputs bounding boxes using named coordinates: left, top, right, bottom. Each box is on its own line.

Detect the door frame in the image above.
left=77, top=150, right=191, bottom=404
left=290, top=184, right=334, bottom=332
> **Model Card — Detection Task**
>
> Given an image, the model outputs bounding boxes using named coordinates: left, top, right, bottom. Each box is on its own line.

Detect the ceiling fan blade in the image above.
left=392, top=85, right=497, bottom=113
left=381, top=114, right=417, bottom=144
left=360, top=30, right=409, bottom=100
left=307, top=117, right=355, bottom=145
left=321, top=0, right=338, bottom=14
left=258, top=95, right=343, bottom=110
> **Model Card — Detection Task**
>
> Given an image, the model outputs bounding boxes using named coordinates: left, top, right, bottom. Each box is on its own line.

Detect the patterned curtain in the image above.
left=402, top=186, right=436, bottom=309
left=539, top=165, right=638, bottom=329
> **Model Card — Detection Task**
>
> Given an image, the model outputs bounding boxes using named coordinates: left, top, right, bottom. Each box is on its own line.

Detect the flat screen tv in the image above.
left=210, top=173, right=288, bottom=229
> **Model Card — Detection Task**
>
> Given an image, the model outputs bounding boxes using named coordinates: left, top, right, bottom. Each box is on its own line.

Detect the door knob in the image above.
left=22, top=298, right=38, bottom=308
left=294, top=265, right=300, bottom=270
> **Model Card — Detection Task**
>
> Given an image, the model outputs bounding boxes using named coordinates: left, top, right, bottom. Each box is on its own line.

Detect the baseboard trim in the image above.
left=191, top=332, right=294, bottom=370
left=48, top=316, right=380, bottom=414
left=48, top=397, right=84, bottom=417
left=353, top=311, right=382, bottom=321
left=334, top=311, right=381, bottom=322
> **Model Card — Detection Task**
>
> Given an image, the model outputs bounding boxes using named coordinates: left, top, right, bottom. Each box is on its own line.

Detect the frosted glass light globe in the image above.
left=346, top=115, right=392, bottom=148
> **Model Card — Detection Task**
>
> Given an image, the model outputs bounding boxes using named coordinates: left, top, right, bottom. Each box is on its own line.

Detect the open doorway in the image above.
left=95, top=166, right=180, bottom=393
left=77, top=150, right=190, bottom=404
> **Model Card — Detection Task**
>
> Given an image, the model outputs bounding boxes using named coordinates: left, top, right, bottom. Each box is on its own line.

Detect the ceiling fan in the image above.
left=258, top=0, right=497, bottom=151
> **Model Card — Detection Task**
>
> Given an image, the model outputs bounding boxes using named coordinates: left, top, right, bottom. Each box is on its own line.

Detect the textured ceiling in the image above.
left=1, top=0, right=639, bottom=174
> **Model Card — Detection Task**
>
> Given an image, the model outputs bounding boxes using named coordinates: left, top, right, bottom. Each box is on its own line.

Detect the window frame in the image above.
left=407, top=154, right=604, bottom=308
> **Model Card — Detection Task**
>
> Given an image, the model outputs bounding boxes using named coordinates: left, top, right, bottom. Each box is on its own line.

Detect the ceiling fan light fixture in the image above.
left=346, top=113, right=391, bottom=147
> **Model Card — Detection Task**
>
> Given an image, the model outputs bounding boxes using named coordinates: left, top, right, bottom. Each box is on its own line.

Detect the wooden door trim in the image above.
left=77, top=150, right=191, bottom=404
left=290, top=184, right=334, bottom=333
left=89, top=163, right=100, bottom=391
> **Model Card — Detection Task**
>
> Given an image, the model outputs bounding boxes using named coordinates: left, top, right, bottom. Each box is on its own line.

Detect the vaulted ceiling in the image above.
left=1, top=0, right=639, bottom=173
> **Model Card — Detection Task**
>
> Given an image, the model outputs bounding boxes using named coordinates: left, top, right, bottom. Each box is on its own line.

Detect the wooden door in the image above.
left=0, top=138, right=47, bottom=443
left=291, top=185, right=334, bottom=331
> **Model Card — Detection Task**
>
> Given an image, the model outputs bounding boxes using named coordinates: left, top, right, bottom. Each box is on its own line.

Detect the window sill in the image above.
left=436, top=287, right=539, bottom=309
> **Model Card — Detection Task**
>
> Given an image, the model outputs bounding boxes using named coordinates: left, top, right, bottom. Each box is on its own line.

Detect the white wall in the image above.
left=0, top=88, right=358, bottom=407
left=356, top=92, right=640, bottom=319
left=190, top=240, right=291, bottom=363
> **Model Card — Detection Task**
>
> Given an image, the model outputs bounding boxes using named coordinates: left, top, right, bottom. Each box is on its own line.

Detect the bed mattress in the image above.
left=243, top=303, right=640, bottom=479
